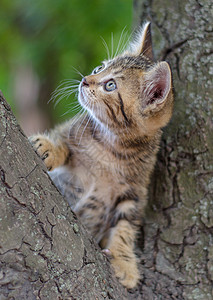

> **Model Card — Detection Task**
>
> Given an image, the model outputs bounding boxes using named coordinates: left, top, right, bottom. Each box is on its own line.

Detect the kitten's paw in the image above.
left=102, top=248, right=113, bottom=258
left=29, top=135, right=57, bottom=171
left=111, top=256, right=140, bottom=289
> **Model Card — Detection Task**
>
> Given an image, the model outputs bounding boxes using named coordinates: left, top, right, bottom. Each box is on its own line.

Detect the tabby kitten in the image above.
left=30, top=22, right=173, bottom=289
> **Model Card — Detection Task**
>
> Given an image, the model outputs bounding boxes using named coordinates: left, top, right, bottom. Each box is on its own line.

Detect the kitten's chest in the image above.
left=72, top=137, right=136, bottom=178
left=65, top=147, right=129, bottom=209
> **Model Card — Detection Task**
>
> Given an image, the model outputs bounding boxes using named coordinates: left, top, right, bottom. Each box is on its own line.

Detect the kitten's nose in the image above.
left=82, top=77, right=89, bottom=86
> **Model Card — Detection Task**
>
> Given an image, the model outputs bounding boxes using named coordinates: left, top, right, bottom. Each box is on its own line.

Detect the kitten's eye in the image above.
left=93, top=64, right=105, bottom=74
left=105, top=79, right=117, bottom=92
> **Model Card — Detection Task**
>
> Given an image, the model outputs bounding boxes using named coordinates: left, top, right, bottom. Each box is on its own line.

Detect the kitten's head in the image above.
left=78, top=22, right=173, bottom=137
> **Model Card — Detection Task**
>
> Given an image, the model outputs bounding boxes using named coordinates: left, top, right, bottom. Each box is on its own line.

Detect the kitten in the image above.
left=30, top=22, right=173, bottom=289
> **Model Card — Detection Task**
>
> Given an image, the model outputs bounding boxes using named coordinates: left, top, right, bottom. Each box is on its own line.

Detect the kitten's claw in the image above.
left=102, top=248, right=113, bottom=258
left=29, top=135, right=56, bottom=170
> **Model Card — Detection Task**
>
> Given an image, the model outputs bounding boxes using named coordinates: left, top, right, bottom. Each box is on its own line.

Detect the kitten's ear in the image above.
left=142, top=61, right=172, bottom=112
left=130, top=22, right=153, bottom=60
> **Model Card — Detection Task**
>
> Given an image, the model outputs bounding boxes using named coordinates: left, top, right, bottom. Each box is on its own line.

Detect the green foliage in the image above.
left=0, top=0, right=132, bottom=122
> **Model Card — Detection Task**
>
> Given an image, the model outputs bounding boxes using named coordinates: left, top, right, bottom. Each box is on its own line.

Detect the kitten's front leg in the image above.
left=105, top=219, right=140, bottom=289
left=29, top=134, right=69, bottom=171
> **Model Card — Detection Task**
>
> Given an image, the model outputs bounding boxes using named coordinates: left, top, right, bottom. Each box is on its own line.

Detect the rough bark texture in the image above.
left=132, top=0, right=213, bottom=299
left=0, top=92, right=128, bottom=299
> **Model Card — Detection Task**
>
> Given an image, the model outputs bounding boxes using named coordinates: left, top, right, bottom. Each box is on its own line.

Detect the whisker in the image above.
left=114, top=26, right=127, bottom=57
left=75, top=110, right=88, bottom=141
left=65, top=101, right=81, bottom=111
left=53, top=89, right=79, bottom=107
left=111, top=32, right=114, bottom=59
left=100, top=36, right=110, bottom=60
left=53, top=81, right=79, bottom=92
left=50, top=83, right=78, bottom=100
left=48, top=78, right=80, bottom=105
left=69, top=108, right=85, bottom=133
left=55, top=83, right=79, bottom=89
left=61, top=104, right=81, bottom=117
left=71, top=66, right=84, bottom=78
left=52, top=86, right=79, bottom=97
left=59, top=79, right=81, bottom=84
left=123, top=28, right=136, bottom=53
left=51, top=89, right=79, bottom=100
left=78, top=112, right=91, bottom=146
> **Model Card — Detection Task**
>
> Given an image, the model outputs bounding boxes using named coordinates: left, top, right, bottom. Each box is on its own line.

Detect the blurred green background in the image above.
left=0, top=0, right=132, bottom=135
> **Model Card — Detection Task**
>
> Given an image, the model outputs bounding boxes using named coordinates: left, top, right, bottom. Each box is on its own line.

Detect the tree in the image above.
left=0, top=0, right=212, bottom=299
left=132, top=0, right=213, bottom=299
left=0, top=92, right=128, bottom=299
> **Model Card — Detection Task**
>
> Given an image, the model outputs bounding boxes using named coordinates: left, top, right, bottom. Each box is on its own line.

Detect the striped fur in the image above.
left=30, top=23, right=174, bottom=289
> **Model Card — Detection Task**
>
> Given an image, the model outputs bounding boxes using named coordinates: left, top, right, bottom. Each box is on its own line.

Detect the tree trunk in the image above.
left=1, top=0, right=212, bottom=298
left=132, top=0, right=213, bottom=299
left=0, top=92, right=127, bottom=299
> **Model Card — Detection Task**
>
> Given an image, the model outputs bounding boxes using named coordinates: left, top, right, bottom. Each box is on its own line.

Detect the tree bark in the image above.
left=0, top=92, right=128, bottom=299
left=132, top=0, right=213, bottom=299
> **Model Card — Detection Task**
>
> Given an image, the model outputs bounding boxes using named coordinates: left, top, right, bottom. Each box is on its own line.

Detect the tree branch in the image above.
left=0, top=92, right=127, bottom=299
